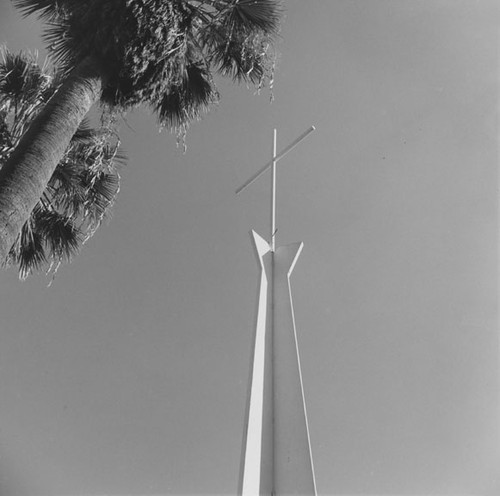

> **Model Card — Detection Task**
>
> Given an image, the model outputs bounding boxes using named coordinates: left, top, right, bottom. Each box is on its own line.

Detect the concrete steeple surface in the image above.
left=240, top=231, right=316, bottom=496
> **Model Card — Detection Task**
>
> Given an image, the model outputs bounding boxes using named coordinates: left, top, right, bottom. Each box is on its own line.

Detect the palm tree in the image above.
left=0, top=48, right=122, bottom=278
left=0, top=0, right=282, bottom=264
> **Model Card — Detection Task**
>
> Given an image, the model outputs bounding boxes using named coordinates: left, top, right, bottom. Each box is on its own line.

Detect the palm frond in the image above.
left=47, top=159, right=88, bottom=216
left=184, top=64, right=216, bottom=107
left=207, top=30, right=271, bottom=84
left=12, top=0, right=59, bottom=19
left=0, top=48, right=49, bottom=108
left=85, top=171, right=119, bottom=215
left=33, top=208, right=81, bottom=260
left=103, top=145, right=127, bottom=168
left=70, top=118, right=106, bottom=144
left=225, top=0, right=282, bottom=35
left=13, top=217, right=47, bottom=279
left=0, top=111, right=13, bottom=162
left=43, top=19, right=78, bottom=70
left=12, top=0, right=84, bottom=20
left=42, top=0, right=124, bottom=73
left=40, top=67, right=63, bottom=101
left=156, top=63, right=217, bottom=127
left=47, top=141, right=121, bottom=221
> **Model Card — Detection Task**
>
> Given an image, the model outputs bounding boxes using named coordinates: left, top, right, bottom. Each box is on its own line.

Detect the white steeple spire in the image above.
left=237, top=127, right=317, bottom=496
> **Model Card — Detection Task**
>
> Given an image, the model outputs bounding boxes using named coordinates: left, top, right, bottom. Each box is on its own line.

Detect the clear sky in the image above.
left=0, top=1, right=499, bottom=495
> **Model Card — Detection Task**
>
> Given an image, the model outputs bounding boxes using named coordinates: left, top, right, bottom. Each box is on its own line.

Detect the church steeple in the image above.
left=237, top=128, right=317, bottom=495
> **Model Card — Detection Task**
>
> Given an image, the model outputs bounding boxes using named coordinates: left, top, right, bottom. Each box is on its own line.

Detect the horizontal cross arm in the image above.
left=235, top=126, right=316, bottom=195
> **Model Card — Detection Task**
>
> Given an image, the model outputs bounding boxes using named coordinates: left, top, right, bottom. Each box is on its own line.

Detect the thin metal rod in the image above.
left=235, top=126, right=316, bottom=195
left=271, top=129, right=277, bottom=252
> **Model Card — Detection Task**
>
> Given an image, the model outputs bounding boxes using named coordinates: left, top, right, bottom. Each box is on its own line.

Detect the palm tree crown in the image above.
left=14, top=0, right=282, bottom=128
left=0, top=0, right=282, bottom=269
left=0, top=49, right=122, bottom=278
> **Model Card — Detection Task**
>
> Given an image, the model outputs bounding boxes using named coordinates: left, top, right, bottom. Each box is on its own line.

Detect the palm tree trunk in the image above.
left=0, top=56, right=104, bottom=265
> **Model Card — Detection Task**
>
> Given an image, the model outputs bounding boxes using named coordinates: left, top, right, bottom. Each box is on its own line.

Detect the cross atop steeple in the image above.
left=236, top=126, right=315, bottom=251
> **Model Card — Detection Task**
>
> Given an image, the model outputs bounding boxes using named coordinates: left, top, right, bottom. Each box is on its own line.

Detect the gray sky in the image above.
left=0, top=1, right=499, bottom=494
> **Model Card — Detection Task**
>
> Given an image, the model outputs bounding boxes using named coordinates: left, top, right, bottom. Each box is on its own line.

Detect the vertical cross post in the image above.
left=271, top=129, right=277, bottom=252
